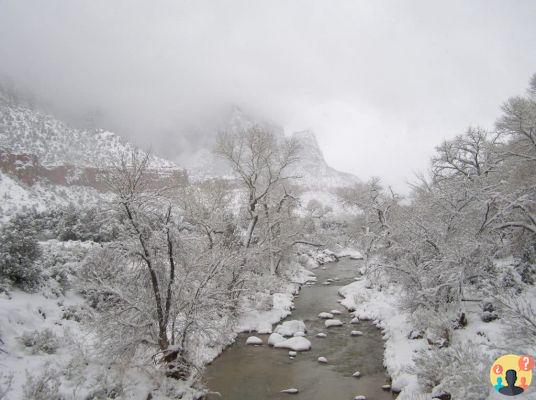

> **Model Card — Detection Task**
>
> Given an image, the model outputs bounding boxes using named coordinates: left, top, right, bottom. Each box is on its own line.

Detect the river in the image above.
left=205, top=258, right=396, bottom=400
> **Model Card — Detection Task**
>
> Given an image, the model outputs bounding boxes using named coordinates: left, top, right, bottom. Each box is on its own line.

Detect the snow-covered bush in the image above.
left=19, top=329, right=60, bottom=354
left=0, top=212, right=42, bottom=289
left=22, top=364, right=61, bottom=400
left=411, top=341, right=494, bottom=400
left=0, top=372, right=13, bottom=400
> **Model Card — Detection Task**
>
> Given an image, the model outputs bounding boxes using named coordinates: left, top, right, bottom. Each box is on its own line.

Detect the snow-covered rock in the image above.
left=246, top=336, right=263, bottom=345
left=316, top=332, right=327, bottom=338
left=330, top=309, right=341, bottom=315
left=381, top=384, right=391, bottom=391
left=318, top=312, right=333, bottom=319
left=275, top=320, right=306, bottom=337
left=353, top=396, right=367, bottom=400
left=293, top=331, right=305, bottom=337
left=274, top=337, right=312, bottom=351
left=350, top=317, right=360, bottom=324
left=351, top=330, right=363, bottom=336
left=317, top=356, right=327, bottom=363
left=325, top=319, right=343, bottom=328
left=268, top=332, right=285, bottom=346
left=288, top=351, right=297, bottom=357
left=352, top=371, right=361, bottom=377
left=281, top=388, right=299, bottom=394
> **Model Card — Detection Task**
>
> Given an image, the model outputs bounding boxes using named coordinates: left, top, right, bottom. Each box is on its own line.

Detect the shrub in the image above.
left=0, top=213, right=42, bottom=289
left=22, top=365, right=61, bottom=400
left=411, top=341, right=494, bottom=400
left=20, top=329, right=60, bottom=354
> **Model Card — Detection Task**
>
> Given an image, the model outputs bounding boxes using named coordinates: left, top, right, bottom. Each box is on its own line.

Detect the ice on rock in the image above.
left=294, top=331, right=305, bottom=337
left=268, top=332, right=285, bottom=346
left=325, top=319, right=343, bottom=328
left=246, top=336, right=263, bottom=345
left=351, top=330, right=363, bottom=336
left=316, top=332, right=327, bottom=338
left=275, top=320, right=306, bottom=337
left=330, top=309, right=341, bottom=315
left=350, top=317, right=360, bottom=324
left=281, top=388, right=299, bottom=394
left=317, top=356, right=327, bottom=363
left=274, top=337, right=312, bottom=351
left=318, top=312, right=333, bottom=319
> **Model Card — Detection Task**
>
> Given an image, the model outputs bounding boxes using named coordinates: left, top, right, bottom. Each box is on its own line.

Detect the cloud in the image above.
left=0, top=0, right=535, bottom=192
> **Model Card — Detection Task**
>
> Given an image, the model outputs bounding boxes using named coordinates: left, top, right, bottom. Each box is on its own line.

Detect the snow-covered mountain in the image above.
left=0, top=101, right=186, bottom=220
left=0, top=102, right=176, bottom=170
left=178, top=107, right=360, bottom=190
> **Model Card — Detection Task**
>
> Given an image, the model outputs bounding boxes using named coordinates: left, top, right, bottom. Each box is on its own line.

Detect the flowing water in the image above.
left=205, top=258, right=396, bottom=400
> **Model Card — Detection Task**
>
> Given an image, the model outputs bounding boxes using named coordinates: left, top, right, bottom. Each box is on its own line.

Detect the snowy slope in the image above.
left=0, top=103, right=177, bottom=170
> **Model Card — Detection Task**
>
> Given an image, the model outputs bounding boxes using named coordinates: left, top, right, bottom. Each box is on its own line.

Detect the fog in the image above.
left=1, top=0, right=535, bottom=192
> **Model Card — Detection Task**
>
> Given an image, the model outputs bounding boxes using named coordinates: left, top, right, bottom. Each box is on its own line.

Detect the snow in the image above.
left=352, top=371, right=361, bottom=377
left=330, top=309, right=342, bottom=315
left=274, top=320, right=307, bottom=337
left=317, top=356, right=327, bottom=363
left=316, top=333, right=327, bottom=338
left=350, top=330, right=363, bottom=336
left=245, top=336, right=263, bottom=345
left=318, top=312, right=333, bottom=319
left=334, top=247, right=363, bottom=260
left=324, top=319, right=343, bottom=328
left=274, top=337, right=312, bottom=352
left=293, top=331, right=305, bottom=337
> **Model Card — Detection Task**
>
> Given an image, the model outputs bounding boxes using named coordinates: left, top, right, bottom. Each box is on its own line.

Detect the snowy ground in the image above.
left=338, top=264, right=536, bottom=400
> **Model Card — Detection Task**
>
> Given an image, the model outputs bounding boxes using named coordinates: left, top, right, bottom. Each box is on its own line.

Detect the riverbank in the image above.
left=204, top=257, right=394, bottom=400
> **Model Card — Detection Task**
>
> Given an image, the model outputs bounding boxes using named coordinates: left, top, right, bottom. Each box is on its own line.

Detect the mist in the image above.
left=1, top=0, right=535, bottom=192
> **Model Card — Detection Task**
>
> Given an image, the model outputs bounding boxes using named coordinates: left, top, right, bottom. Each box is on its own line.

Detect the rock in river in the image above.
left=246, top=336, right=263, bottom=345
left=274, top=337, right=312, bottom=351
left=325, top=319, right=343, bottom=328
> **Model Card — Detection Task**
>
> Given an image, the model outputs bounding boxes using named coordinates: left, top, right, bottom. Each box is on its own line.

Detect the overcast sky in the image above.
left=0, top=0, right=535, bottom=192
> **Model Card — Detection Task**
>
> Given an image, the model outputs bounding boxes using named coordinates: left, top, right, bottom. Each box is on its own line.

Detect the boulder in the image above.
left=246, top=336, right=263, bottom=345
left=275, top=320, right=306, bottom=337
left=268, top=332, right=285, bottom=346
left=274, top=337, right=312, bottom=351
left=325, top=319, right=343, bottom=328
